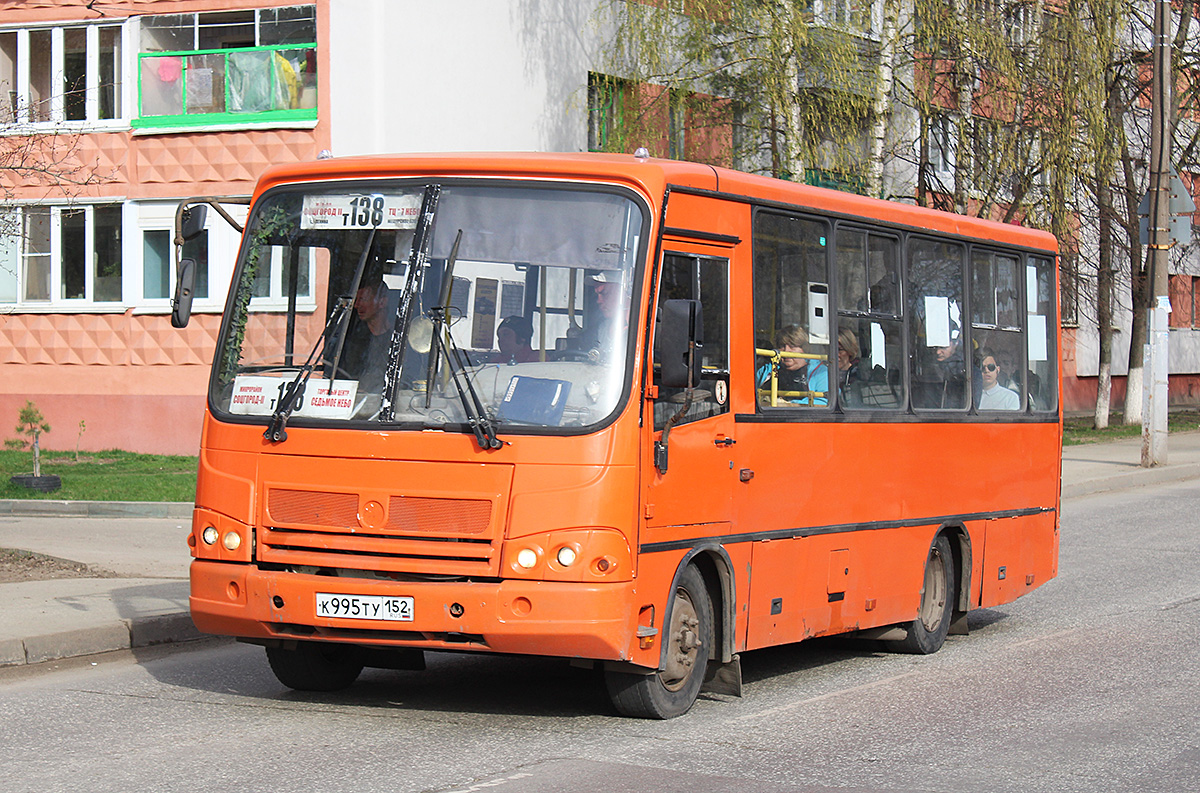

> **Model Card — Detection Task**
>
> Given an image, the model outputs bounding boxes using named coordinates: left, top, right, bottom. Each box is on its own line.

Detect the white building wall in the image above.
left=328, top=0, right=605, bottom=157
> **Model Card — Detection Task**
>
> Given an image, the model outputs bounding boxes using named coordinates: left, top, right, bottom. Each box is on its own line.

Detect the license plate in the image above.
left=315, top=593, right=414, bottom=622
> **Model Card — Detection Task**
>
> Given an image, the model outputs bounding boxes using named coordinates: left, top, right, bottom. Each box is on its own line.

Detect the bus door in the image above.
left=643, top=248, right=735, bottom=531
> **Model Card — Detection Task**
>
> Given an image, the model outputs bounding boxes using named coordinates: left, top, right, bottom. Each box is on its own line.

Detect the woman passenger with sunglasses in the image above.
left=977, top=347, right=1020, bottom=411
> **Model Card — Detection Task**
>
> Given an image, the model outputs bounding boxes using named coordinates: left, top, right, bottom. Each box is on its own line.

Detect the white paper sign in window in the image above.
left=924, top=295, right=951, bottom=347
left=230, top=375, right=358, bottom=419
left=1028, top=314, right=1048, bottom=362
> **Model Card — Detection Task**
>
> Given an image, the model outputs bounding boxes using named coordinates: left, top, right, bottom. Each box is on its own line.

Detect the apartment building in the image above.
left=0, top=0, right=599, bottom=453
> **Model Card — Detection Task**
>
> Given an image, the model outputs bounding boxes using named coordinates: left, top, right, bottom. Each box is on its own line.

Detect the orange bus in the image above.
left=176, top=152, right=1060, bottom=718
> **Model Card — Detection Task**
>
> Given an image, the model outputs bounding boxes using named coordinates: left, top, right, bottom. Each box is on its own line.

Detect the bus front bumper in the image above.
left=190, top=560, right=639, bottom=662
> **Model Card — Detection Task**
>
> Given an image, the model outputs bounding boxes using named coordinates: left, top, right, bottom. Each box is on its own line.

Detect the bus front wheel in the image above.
left=266, top=642, right=365, bottom=691
left=605, top=565, right=713, bottom=719
left=889, top=534, right=956, bottom=655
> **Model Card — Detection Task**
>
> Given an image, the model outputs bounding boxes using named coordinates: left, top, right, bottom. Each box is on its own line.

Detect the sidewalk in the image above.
left=2, top=433, right=1199, bottom=669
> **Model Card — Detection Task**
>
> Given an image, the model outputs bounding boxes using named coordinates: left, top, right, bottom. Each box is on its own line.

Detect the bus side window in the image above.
left=908, top=238, right=967, bottom=411
left=971, top=250, right=1024, bottom=412
left=752, top=211, right=831, bottom=409
left=835, top=227, right=903, bottom=409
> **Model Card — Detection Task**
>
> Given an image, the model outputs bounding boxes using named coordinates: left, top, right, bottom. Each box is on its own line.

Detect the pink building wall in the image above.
left=0, top=0, right=331, bottom=456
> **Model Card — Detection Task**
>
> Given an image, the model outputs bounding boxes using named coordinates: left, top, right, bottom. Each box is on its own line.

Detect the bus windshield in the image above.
left=211, top=182, right=646, bottom=436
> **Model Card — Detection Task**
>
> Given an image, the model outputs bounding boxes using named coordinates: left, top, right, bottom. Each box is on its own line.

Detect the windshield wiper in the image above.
left=382, top=186, right=440, bottom=420
left=426, top=229, right=502, bottom=450
left=264, top=227, right=377, bottom=443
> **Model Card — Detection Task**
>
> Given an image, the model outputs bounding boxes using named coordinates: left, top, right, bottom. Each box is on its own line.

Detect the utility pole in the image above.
left=1143, top=0, right=1172, bottom=467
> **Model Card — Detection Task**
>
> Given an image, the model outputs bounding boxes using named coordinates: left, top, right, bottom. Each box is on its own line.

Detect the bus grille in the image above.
left=259, top=488, right=499, bottom=576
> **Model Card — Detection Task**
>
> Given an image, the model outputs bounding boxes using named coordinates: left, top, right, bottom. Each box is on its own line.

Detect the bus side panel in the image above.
left=744, top=527, right=931, bottom=651
left=979, top=510, right=1059, bottom=607
left=746, top=537, right=809, bottom=648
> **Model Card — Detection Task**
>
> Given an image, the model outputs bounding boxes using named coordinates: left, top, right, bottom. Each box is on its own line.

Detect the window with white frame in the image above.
left=249, top=243, right=314, bottom=307
left=1006, top=2, right=1037, bottom=49
left=818, top=0, right=877, bottom=36
left=134, top=5, right=316, bottom=130
left=927, top=113, right=955, bottom=184
left=133, top=200, right=251, bottom=314
left=0, top=23, right=124, bottom=126
left=0, top=204, right=124, bottom=305
left=142, top=228, right=208, bottom=302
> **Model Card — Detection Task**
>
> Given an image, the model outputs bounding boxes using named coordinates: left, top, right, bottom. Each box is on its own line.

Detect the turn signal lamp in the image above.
left=222, top=531, right=242, bottom=551
left=516, top=548, right=539, bottom=569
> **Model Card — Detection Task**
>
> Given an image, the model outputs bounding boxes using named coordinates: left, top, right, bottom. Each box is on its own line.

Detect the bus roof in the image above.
left=251, top=151, right=1059, bottom=254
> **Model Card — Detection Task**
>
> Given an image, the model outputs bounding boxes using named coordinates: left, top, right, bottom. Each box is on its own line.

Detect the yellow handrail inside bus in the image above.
left=755, top=347, right=828, bottom=407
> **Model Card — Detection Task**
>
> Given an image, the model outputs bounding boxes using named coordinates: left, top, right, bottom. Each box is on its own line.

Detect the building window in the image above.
left=588, top=73, right=628, bottom=153
left=0, top=204, right=124, bottom=306
left=0, top=24, right=124, bottom=126
left=819, top=0, right=876, bottom=35
left=927, top=113, right=955, bottom=186
left=143, top=229, right=208, bottom=301
left=1006, top=2, right=1037, bottom=49
left=134, top=5, right=316, bottom=129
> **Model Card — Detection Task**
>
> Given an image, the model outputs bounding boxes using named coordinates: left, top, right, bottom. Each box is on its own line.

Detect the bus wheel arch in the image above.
left=605, top=562, right=714, bottom=718
left=686, top=546, right=743, bottom=697
left=943, top=523, right=973, bottom=635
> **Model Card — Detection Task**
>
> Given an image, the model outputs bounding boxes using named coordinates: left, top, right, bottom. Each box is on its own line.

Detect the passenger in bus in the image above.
left=836, top=327, right=863, bottom=407
left=997, top=350, right=1022, bottom=392
left=492, top=315, right=539, bottom=364
left=977, top=348, right=1021, bottom=410
left=340, top=270, right=395, bottom=392
left=914, top=326, right=967, bottom=409
left=756, top=324, right=828, bottom=405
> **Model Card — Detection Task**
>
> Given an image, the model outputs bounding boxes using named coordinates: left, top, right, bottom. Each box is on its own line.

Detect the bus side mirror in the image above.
left=659, top=298, right=703, bottom=389
left=171, top=258, right=197, bottom=329
left=180, top=205, right=207, bottom=241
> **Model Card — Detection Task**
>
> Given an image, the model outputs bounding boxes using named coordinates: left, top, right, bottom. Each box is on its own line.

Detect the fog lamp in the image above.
left=556, top=546, right=578, bottom=567
left=201, top=526, right=219, bottom=546
left=516, top=548, right=538, bottom=569
left=222, top=531, right=242, bottom=551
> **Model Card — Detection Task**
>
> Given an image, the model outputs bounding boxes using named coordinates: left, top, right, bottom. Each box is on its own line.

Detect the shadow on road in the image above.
left=133, top=607, right=1016, bottom=719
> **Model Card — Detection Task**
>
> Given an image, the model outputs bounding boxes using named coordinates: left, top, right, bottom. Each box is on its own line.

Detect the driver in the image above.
left=339, top=268, right=395, bottom=391
left=577, top=270, right=627, bottom=359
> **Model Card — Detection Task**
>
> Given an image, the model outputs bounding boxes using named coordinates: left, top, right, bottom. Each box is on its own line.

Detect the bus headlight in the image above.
left=191, top=508, right=253, bottom=563
left=504, top=529, right=631, bottom=582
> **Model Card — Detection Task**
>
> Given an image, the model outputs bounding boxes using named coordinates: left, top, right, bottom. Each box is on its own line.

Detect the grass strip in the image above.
left=1, top=449, right=198, bottom=502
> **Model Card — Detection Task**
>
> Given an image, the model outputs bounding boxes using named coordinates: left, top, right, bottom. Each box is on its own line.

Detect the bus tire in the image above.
left=605, top=565, right=713, bottom=719
left=266, top=642, right=364, bottom=691
left=890, top=534, right=956, bottom=655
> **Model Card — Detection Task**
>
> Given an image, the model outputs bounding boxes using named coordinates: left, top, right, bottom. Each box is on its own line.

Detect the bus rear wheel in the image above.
left=266, top=642, right=365, bottom=691
left=889, top=534, right=955, bottom=655
left=605, top=565, right=713, bottom=719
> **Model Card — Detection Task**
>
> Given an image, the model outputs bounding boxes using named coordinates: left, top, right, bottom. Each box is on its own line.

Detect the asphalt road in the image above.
left=0, top=480, right=1197, bottom=793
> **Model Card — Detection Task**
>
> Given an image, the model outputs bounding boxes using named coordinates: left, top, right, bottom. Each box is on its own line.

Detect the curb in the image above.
left=0, top=501, right=194, bottom=519
left=1061, top=463, right=1200, bottom=500
left=0, top=612, right=204, bottom=668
